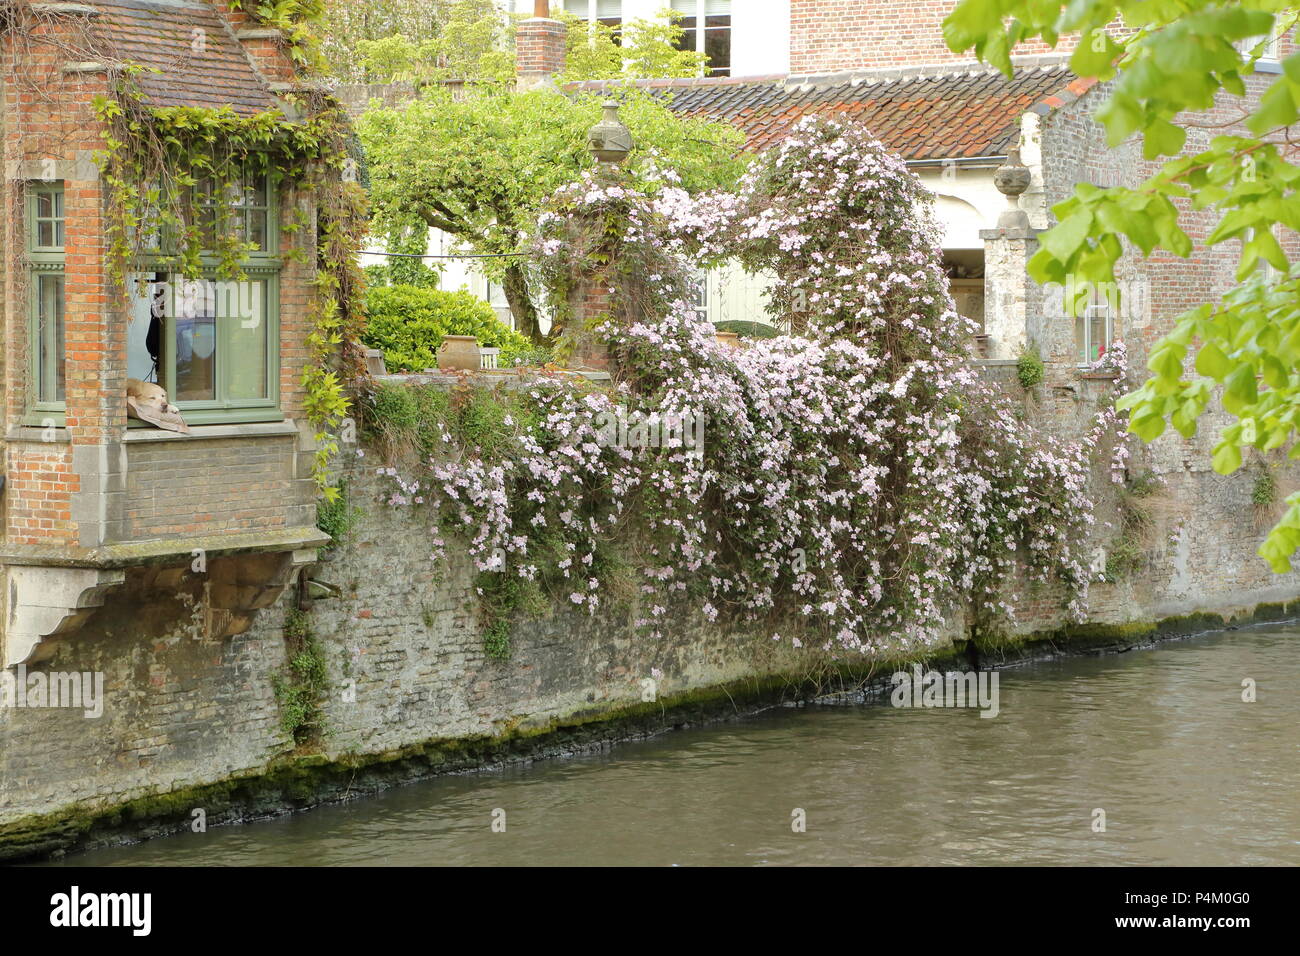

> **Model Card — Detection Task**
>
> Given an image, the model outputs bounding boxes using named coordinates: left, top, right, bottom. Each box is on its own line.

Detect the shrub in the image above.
left=1016, top=345, right=1045, bottom=389
left=317, top=479, right=361, bottom=546
left=362, top=284, right=533, bottom=372
left=713, top=319, right=779, bottom=339
left=1253, top=469, right=1277, bottom=508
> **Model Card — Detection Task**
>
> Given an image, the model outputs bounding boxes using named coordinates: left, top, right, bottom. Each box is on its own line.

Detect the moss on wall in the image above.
left=4, top=597, right=1291, bottom=864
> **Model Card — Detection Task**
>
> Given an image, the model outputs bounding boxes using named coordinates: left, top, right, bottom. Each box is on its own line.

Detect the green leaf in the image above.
left=1194, top=341, right=1231, bottom=380
left=1143, top=118, right=1187, bottom=159
left=1211, top=441, right=1243, bottom=475
left=1222, top=362, right=1259, bottom=414
left=1039, top=210, right=1094, bottom=263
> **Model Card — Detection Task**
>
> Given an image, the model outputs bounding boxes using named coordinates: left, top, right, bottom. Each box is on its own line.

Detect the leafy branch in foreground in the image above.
left=945, top=0, right=1300, bottom=570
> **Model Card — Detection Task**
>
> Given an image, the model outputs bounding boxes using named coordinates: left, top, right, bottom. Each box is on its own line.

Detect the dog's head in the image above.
left=127, top=378, right=179, bottom=415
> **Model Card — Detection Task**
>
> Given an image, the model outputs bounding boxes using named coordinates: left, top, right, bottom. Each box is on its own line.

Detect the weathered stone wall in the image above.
left=2, top=414, right=1296, bottom=860
left=0, top=451, right=803, bottom=854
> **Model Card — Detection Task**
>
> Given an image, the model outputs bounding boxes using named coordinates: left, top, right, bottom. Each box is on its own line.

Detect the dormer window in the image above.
left=672, top=0, right=732, bottom=77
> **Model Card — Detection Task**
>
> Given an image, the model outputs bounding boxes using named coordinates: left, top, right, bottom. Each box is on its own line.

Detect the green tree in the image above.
left=555, top=9, right=708, bottom=82
left=945, top=0, right=1300, bottom=571
left=321, top=0, right=500, bottom=82
left=358, top=87, right=745, bottom=343
left=329, top=2, right=706, bottom=85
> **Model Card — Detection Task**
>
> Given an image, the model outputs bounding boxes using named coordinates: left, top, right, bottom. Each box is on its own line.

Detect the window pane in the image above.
left=37, top=273, right=65, bottom=403
left=172, top=279, right=217, bottom=402
left=248, top=210, right=268, bottom=251
left=567, top=0, right=590, bottom=17
left=704, top=21, right=731, bottom=75
left=157, top=276, right=270, bottom=406
left=1090, top=309, right=1107, bottom=361
left=127, top=273, right=171, bottom=384
left=674, top=21, right=698, bottom=53
left=223, top=280, right=268, bottom=400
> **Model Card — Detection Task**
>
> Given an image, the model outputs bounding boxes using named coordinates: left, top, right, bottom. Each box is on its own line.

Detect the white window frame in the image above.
left=562, top=0, right=622, bottom=29
left=1078, top=301, right=1114, bottom=366
left=1238, top=19, right=1288, bottom=71
left=671, top=0, right=732, bottom=76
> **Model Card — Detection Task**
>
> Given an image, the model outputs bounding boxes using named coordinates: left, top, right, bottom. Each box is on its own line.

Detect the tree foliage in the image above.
left=945, top=0, right=1300, bottom=571
left=357, top=87, right=746, bottom=342
left=321, top=1, right=707, bottom=84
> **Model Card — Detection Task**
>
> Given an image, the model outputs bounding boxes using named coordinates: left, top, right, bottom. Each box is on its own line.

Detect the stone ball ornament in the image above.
left=588, top=100, right=634, bottom=165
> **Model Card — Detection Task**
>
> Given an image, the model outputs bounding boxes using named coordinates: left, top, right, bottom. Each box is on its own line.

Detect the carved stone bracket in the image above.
left=0, top=529, right=328, bottom=666
left=4, top=566, right=125, bottom=668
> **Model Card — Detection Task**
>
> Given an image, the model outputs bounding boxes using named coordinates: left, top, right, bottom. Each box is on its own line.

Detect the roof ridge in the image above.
left=785, top=58, right=1073, bottom=92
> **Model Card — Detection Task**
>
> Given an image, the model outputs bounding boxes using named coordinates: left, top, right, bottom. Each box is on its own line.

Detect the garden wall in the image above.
left=1, top=373, right=1297, bottom=860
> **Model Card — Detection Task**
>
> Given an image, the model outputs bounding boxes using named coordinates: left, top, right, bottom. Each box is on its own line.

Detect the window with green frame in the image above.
left=126, top=168, right=282, bottom=424
left=28, top=182, right=66, bottom=419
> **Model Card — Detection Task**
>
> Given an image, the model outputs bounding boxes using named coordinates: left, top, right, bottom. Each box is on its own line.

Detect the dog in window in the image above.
left=126, top=378, right=190, bottom=434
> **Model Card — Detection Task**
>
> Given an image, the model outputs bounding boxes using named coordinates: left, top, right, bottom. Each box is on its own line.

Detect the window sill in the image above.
left=1075, top=367, right=1121, bottom=380
left=129, top=407, right=285, bottom=428
left=7, top=423, right=71, bottom=443
left=123, top=419, right=298, bottom=443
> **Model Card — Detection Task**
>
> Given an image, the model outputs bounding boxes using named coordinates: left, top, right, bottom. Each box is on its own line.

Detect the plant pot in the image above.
left=714, top=331, right=741, bottom=349
left=438, top=334, right=480, bottom=372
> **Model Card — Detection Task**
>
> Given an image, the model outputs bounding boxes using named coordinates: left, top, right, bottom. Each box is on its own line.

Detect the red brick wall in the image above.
left=788, top=0, right=1070, bottom=73
left=1, top=5, right=318, bottom=548
left=1, top=11, right=109, bottom=545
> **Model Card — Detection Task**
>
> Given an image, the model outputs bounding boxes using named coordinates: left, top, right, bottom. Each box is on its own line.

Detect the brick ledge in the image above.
left=0, top=526, right=328, bottom=570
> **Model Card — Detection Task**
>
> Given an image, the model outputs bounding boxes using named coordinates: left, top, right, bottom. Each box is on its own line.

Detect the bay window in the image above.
left=126, top=167, right=281, bottom=423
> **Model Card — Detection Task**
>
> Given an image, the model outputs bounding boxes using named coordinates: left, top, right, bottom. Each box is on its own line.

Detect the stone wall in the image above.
left=0, top=450, right=804, bottom=857
left=2, top=404, right=1297, bottom=859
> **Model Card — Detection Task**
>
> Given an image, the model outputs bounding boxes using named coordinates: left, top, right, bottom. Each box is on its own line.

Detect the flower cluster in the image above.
left=380, top=117, right=1117, bottom=655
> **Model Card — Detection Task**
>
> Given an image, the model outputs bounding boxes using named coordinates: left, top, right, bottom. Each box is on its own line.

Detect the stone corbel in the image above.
left=4, top=566, right=125, bottom=668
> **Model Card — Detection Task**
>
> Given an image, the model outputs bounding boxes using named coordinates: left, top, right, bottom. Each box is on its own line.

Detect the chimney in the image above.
left=516, top=1, right=567, bottom=90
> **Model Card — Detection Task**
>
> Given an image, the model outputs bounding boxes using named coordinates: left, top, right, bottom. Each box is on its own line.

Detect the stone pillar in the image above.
left=516, top=3, right=567, bottom=91
left=559, top=103, right=635, bottom=374
left=979, top=147, right=1040, bottom=360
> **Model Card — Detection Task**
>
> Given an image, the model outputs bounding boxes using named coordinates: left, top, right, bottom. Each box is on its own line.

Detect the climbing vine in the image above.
left=91, top=36, right=367, bottom=500
left=374, top=117, right=1124, bottom=659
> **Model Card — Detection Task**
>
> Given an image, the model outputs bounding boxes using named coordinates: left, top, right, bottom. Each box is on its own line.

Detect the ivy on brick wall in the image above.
left=92, top=44, right=366, bottom=502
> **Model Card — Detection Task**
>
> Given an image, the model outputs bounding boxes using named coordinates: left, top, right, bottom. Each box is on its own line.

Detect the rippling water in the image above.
left=50, top=624, right=1300, bottom=866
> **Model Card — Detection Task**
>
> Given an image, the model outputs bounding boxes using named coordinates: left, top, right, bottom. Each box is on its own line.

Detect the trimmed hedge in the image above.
left=362, top=285, right=533, bottom=372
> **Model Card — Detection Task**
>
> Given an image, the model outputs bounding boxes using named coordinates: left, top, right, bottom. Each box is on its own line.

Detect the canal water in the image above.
left=50, top=623, right=1300, bottom=866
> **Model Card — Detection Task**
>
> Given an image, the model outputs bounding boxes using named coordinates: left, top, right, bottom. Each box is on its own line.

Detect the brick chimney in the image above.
left=516, top=1, right=567, bottom=90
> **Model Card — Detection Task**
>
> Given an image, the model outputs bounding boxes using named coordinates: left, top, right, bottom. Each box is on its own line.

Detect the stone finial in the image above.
left=993, top=145, right=1032, bottom=230
left=588, top=100, right=633, bottom=165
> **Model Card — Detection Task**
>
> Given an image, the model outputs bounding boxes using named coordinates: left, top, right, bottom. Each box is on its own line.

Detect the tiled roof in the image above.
left=570, top=64, right=1094, bottom=160
left=90, top=0, right=277, bottom=116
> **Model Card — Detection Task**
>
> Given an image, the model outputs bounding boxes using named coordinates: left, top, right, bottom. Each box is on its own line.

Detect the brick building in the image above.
left=0, top=1, right=328, bottom=669
left=546, top=0, right=1296, bottom=370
